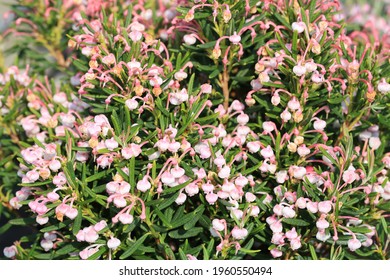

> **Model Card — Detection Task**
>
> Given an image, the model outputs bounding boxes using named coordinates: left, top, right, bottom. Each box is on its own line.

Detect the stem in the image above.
left=222, top=69, right=230, bottom=111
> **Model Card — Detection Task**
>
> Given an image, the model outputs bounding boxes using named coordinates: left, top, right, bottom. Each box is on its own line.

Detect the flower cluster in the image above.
left=1, top=0, right=389, bottom=260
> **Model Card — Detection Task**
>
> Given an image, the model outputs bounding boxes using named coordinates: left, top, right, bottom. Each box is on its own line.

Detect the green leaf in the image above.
left=55, top=243, right=79, bottom=256
left=168, top=227, right=203, bottom=239
left=85, top=169, right=114, bottom=183
left=157, top=191, right=181, bottom=210
left=309, top=244, right=318, bottom=260
left=184, top=205, right=205, bottom=230
left=72, top=207, right=83, bottom=235
left=88, top=246, right=107, bottom=260
left=40, top=221, right=72, bottom=232
left=283, top=218, right=310, bottom=226
left=153, top=208, right=172, bottom=227
left=120, top=233, right=151, bottom=259
left=9, top=218, right=35, bottom=225
left=209, top=69, right=220, bottom=79
left=170, top=212, right=195, bottom=229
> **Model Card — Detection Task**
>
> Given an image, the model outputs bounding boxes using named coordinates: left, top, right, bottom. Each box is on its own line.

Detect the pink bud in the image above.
left=79, top=247, right=98, bottom=260
left=205, top=192, right=218, bottom=205
left=295, top=197, right=307, bottom=209
left=119, top=213, right=134, bottom=224
left=94, top=220, right=108, bottom=232
left=185, top=183, right=199, bottom=197
left=293, top=64, right=306, bottom=76
left=307, top=201, right=318, bottom=213
left=262, top=121, right=275, bottom=133
left=235, top=175, right=249, bottom=187
left=270, top=248, right=283, bottom=258
left=175, top=193, right=187, bottom=205
left=261, top=145, right=274, bottom=158
left=212, top=219, right=225, bottom=232
left=282, top=207, right=296, bottom=218
left=231, top=227, right=248, bottom=240
left=369, top=137, right=381, bottom=150
left=218, top=166, right=231, bottom=179
left=49, top=160, right=61, bottom=172
left=292, top=22, right=306, bottom=33
left=316, top=229, right=330, bottom=242
left=44, top=232, right=57, bottom=242
left=271, top=93, right=280, bottom=106
left=3, top=246, right=17, bottom=258
left=36, top=215, right=49, bottom=225
left=266, top=215, right=277, bottom=225
left=342, top=169, right=358, bottom=184
left=285, top=228, right=298, bottom=240
left=41, top=239, right=54, bottom=251
left=348, top=238, right=362, bottom=251
left=170, top=166, right=185, bottom=178
left=292, top=166, right=306, bottom=179
left=174, top=70, right=188, bottom=81
left=270, top=220, right=283, bottom=233
left=378, top=80, right=390, bottom=93
left=136, top=178, right=151, bottom=192
left=313, top=119, right=326, bottom=130
left=65, top=207, right=78, bottom=220
left=229, top=32, right=241, bottom=44
left=287, top=97, right=301, bottom=111
left=125, top=98, right=138, bottom=110
left=107, top=237, right=121, bottom=250
left=221, top=180, right=235, bottom=193
left=129, top=30, right=143, bottom=42
left=305, top=61, right=317, bottom=72
left=201, top=182, right=214, bottom=193
left=362, top=238, right=373, bottom=247
left=200, top=84, right=212, bottom=94
left=273, top=204, right=283, bottom=216
left=297, top=145, right=310, bottom=157
left=106, top=181, right=119, bottom=194
left=237, top=113, right=249, bottom=125
left=247, top=141, right=261, bottom=153
left=35, top=203, right=48, bottom=215
left=316, top=218, right=330, bottom=230
left=10, top=197, right=22, bottom=209
left=102, top=53, right=115, bottom=65
left=280, top=109, right=292, bottom=122
left=245, top=192, right=256, bottom=202
left=113, top=197, right=127, bottom=208
left=183, top=34, right=196, bottom=45
left=161, top=171, right=175, bottom=185
left=249, top=205, right=260, bottom=217
left=318, top=201, right=332, bottom=214
left=26, top=170, right=39, bottom=182
left=271, top=232, right=285, bottom=245
left=84, top=228, right=99, bottom=243
left=290, top=238, right=302, bottom=250
left=214, top=155, right=226, bottom=167
left=105, top=138, right=118, bottom=151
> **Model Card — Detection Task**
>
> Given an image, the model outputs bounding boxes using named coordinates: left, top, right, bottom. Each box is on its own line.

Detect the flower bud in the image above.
left=231, top=227, right=248, bottom=240
left=118, top=213, right=134, bottom=224
left=175, top=192, right=187, bottom=205
left=183, top=34, right=196, bottom=45
left=205, top=192, right=218, bottom=205
left=107, top=237, right=121, bottom=250
left=348, top=238, right=362, bottom=251
left=3, top=246, right=17, bottom=258
left=292, top=22, right=306, bottom=33
left=137, top=178, right=151, bottom=192
left=125, top=98, right=138, bottom=110
left=41, top=239, right=54, bottom=251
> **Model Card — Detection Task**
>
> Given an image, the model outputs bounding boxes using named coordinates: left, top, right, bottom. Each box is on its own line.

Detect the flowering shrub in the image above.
left=1, top=0, right=389, bottom=260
